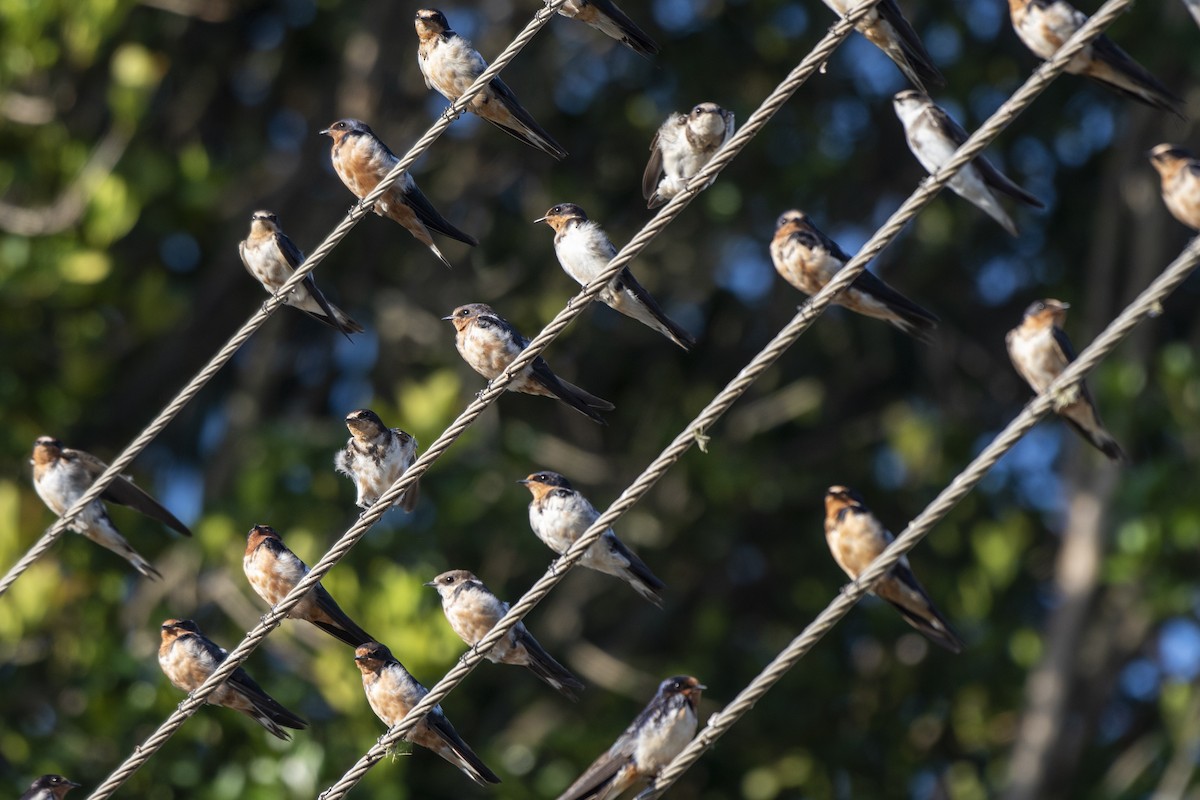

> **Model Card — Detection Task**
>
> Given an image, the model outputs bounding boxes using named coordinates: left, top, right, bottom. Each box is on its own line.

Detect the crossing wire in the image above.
left=314, top=0, right=1151, bottom=797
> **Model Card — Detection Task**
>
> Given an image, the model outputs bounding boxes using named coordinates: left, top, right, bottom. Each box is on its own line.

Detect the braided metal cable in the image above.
left=310, top=0, right=1148, bottom=796
left=641, top=234, right=1200, bottom=798
left=0, top=0, right=572, bottom=602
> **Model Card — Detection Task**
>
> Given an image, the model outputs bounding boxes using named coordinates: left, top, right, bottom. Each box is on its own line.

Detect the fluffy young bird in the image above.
left=642, top=103, right=734, bottom=208
left=334, top=409, right=420, bottom=512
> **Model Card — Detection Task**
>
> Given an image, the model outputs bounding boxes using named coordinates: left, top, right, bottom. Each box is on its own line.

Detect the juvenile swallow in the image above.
left=1149, top=144, right=1200, bottom=231
left=415, top=9, right=567, bottom=160
left=893, top=90, right=1045, bottom=237
left=823, top=486, right=964, bottom=653
left=426, top=569, right=585, bottom=700
left=320, top=118, right=477, bottom=268
left=353, top=641, right=502, bottom=786
left=334, top=409, right=420, bottom=512
left=520, top=471, right=665, bottom=606
left=1008, top=0, right=1185, bottom=118
left=770, top=210, right=939, bottom=341
left=555, top=675, right=703, bottom=800
left=243, top=525, right=376, bottom=649
left=238, top=210, right=362, bottom=337
left=642, top=103, right=734, bottom=209
left=822, top=0, right=944, bottom=92
left=535, top=203, right=695, bottom=350
left=20, top=775, right=80, bottom=800
left=1006, top=299, right=1126, bottom=461
left=30, top=436, right=191, bottom=580
left=158, top=618, right=308, bottom=740
left=556, top=0, right=659, bottom=56
left=443, top=303, right=614, bottom=424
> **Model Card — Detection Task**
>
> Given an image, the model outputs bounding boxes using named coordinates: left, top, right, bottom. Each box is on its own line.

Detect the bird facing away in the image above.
left=20, top=775, right=80, bottom=800
left=320, top=118, right=477, bottom=268
left=237, top=210, right=362, bottom=337
left=353, top=641, right=502, bottom=786
left=427, top=569, right=584, bottom=700
left=821, top=0, right=944, bottom=92
left=334, top=408, right=420, bottom=512
left=243, top=524, right=376, bottom=649
left=556, top=0, right=659, bottom=56
left=642, top=102, right=735, bottom=208
left=1149, top=144, right=1200, bottom=231
left=520, top=471, right=665, bottom=606
left=823, top=486, right=964, bottom=653
left=770, top=210, right=939, bottom=342
left=1006, top=299, right=1126, bottom=461
left=414, top=8, right=567, bottom=159
left=158, top=618, right=308, bottom=740
left=1008, top=0, right=1185, bottom=119
left=892, top=90, right=1044, bottom=237
left=443, top=303, right=614, bottom=424
left=555, top=676, right=704, bottom=800
left=536, top=202, right=696, bottom=350
left=30, top=436, right=192, bottom=579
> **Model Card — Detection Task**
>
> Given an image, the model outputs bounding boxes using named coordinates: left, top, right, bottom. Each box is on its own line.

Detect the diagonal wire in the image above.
left=0, top=0, right=572, bottom=601
left=311, top=0, right=1145, bottom=796
left=641, top=233, right=1200, bottom=799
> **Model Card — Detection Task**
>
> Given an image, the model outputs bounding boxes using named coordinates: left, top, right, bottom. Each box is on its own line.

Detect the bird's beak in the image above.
left=1058, top=302, right=1071, bottom=310
left=423, top=579, right=437, bottom=587
left=441, top=314, right=455, bottom=321
left=353, top=654, right=368, bottom=663
left=533, top=216, right=547, bottom=224
left=319, top=128, right=331, bottom=136
left=67, top=781, right=82, bottom=788
left=516, top=478, right=530, bottom=485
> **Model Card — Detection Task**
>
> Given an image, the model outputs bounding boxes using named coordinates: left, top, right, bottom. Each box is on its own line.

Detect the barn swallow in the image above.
left=520, top=471, right=665, bottom=606
left=20, top=775, right=80, bottom=800
left=535, top=203, right=695, bottom=350
left=30, top=436, right=191, bottom=579
left=320, top=118, right=477, bottom=268
left=353, top=641, right=502, bottom=786
left=414, top=9, right=567, bottom=160
left=822, top=0, right=944, bottom=92
left=642, top=103, right=734, bottom=209
left=1149, top=144, right=1200, bottom=231
left=1006, top=299, right=1126, bottom=461
left=893, top=90, right=1045, bottom=237
left=158, top=618, right=308, bottom=740
left=443, top=303, right=614, bottom=424
left=555, top=676, right=703, bottom=800
left=1008, top=0, right=1185, bottom=119
left=334, top=409, right=420, bottom=512
left=823, top=486, right=964, bottom=653
left=770, top=210, right=939, bottom=341
left=243, top=524, right=375, bottom=649
left=238, top=210, right=362, bottom=337
left=426, top=569, right=585, bottom=700
left=556, top=0, right=659, bottom=56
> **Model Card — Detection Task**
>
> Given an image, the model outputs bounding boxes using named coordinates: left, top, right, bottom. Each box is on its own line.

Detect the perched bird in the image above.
left=238, top=210, right=362, bottom=337
left=1148, top=144, right=1200, bottom=231
left=535, top=203, right=695, bottom=350
left=520, top=471, right=665, bottom=606
left=443, top=303, right=614, bottom=424
left=893, top=90, right=1044, bottom=236
left=353, top=641, right=502, bottom=786
left=1006, top=299, right=1126, bottom=461
left=426, top=569, right=585, bottom=700
left=823, top=486, right=964, bottom=653
left=555, top=676, right=704, bottom=800
left=642, top=103, right=734, bottom=209
left=20, top=775, right=80, bottom=800
left=320, top=118, right=477, bottom=268
left=30, top=436, right=192, bottom=579
left=821, top=0, right=944, bottom=92
left=243, top=524, right=376, bottom=649
left=1008, top=0, right=1185, bottom=118
left=158, top=618, right=308, bottom=740
left=770, top=210, right=939, bottom=341
left=334, top=408, right=420, bottom=512
left=414, top=8, right=567, bottom=159
left=555, top=0, right=659, bottom=57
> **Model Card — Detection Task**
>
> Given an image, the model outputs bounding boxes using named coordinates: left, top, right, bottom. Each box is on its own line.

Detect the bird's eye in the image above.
left=692, top=105, right=703, bottom=115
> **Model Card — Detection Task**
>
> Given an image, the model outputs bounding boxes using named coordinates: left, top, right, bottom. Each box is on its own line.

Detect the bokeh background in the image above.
left=3, top=0, right=1200, bottom=797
